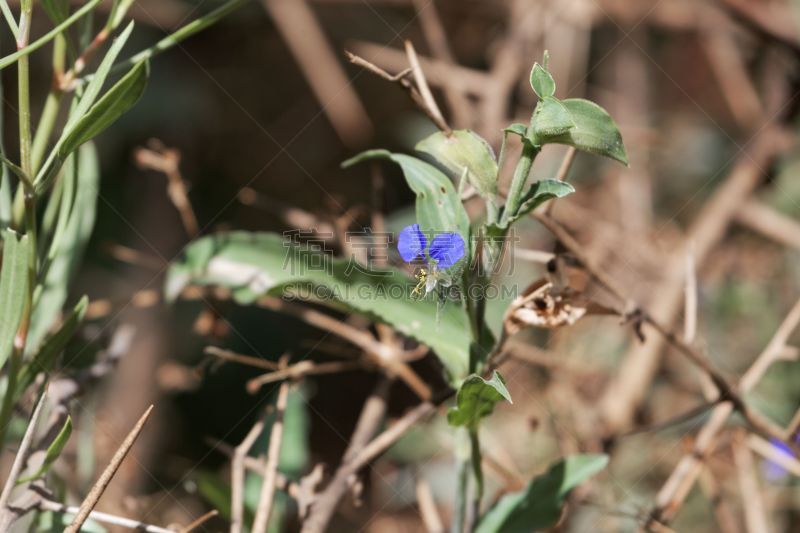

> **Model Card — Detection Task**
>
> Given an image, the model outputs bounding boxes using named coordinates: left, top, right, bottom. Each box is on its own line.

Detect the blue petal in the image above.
left=397, top=224, right=427, bottom=262
left=428, top=232, right=465, bottom=269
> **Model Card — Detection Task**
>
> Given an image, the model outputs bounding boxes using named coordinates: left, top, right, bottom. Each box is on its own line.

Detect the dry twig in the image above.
left=65, top=405, right=155, bottom=533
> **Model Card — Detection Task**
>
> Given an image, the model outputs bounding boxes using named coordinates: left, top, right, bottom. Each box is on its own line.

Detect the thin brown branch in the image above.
left=231, top=414, right=268, bottom=533
left=39, top=498, right=175, bottom=533
left=416, top=476, right=444, bottom=533
left=0, top=388, right=48, bottom=519
left=135, top=142, right=199, bottom=238
left=648, top=297, right=800, bottom=527
left=261, top=0, right=373, bottom=147
left=251, top=375, right=292, bottom=533
left=178, top=509, right=219, bottom=533
left=405, top=40, right=451, bottom=134
left=301, top=378, right=393, bottom=533
left=736, top=198, right=800, bottom=250
left=205, top=345, right=280, bottom=371
left=258, top=297, right=432, bottom=401
left=411, top=0, right=472, bottom=127
left=246, top=360, right=363, bottom=393
left=65, top=405, right=155, bottom=533
left=733, top=430, right=770, bottom=533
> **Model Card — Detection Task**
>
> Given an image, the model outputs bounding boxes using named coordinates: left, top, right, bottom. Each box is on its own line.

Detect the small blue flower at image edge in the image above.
left=762, top=437, right=798, bottom=482
left=397, top=224, right=465, bottom=297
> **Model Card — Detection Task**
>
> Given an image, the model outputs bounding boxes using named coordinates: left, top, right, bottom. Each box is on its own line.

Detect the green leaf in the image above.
left=447, top=371, right=512, bottom=430
left=529, top=96, right=574, bottom=140
left=476, top=454, right=609, bottom=533
left=35, top=21, right=138, bottom=192
left=19, top=297, right=88, bottom=396
left=57, top=59, right=149, bottom=161
left=503, top=123, right=527, bottom=138
left=17, top=416, right=72, bottom=483
left=41, top=0, right=71, bottom=25
left=0, top=230, right=30, bottom=370
left=529, top=62, right=555, bottom=98
left=506, top=179, right=575, bottom=225
left=167, top=232, right=472, bottom=382
left=416, top=130, right=498, bottom=196
left=343, top=150, right=470, bottom=243
left=29, top=144, right=98, bottom=349
left=537, top=98, right=628, bottom=166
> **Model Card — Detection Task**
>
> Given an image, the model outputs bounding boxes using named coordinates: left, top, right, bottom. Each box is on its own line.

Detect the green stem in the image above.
left=31, top=35, right=66, bottom=174
left=469, top=429, right=484, bottom=522
left=500, top=141, right=539, bottom=226
left=452, top=453, right=470, bottom=533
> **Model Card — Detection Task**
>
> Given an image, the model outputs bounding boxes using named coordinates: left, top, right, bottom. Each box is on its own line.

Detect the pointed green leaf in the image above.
left=530, top=96, right=574, bottom=139
left=507, top=179, right=575, bottom=225
left=447, top=371, right=512, bottom=430
left=343, top=150, right=470, bottom=243
left=416, top=130, right=498, bottom=196
left=41, top=0, right=71, bottom=25
left=537, top=98, right=628, bottom=165
left=476, top=454, right=609, bottom=533
left=504, top=123, right=527, bottom=138
left=29, top=144, right=99, bottom=349
left=0, top=230, right=30, bottom=370
left=167, top=232, right=472, bottom=382
left=529, top=62, right=555, bottom=98
left=19, top=297, right=88, bottom=396
left=17, top=416, right=72, bottom=483
left=58, top=59, right=149, bottom=160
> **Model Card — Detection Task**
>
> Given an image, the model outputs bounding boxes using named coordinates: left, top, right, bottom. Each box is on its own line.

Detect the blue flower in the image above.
left=762, top=437, right=796, bottom=482
left=397, top=224, right=465, bottom=269
left=397, top=224, right=465, bottom=297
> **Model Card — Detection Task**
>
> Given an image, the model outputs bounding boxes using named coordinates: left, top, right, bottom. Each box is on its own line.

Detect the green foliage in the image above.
left=499, top=179, right=575, bottom=229
left=0, top=0, right=102, bottom=71
left=447, top=371, right=512, bottom=430
left=41, top=0, right=70, bottom=25
left=536, top=98, right=628, bottom=165
left=529, top=96, right=574, bottom=139
left=17, top=416, right=72, bottom=483
left=476, top=454, right=609, bottom=532
left=529, top=62, right=556, bottom=98
left=0, top=230, right=30, bottom=370
left=166, top=232, right=472, bottom=381
left=19, top=297, right=88, bottom=396
left=416, top=129, right=498, bottom=196
left=503, top=123, right=527, bottom=138
left=58, top=59, right=148, bottom=160
left=343, top=150, right=470, bottom=243
left=29, top=144, right=98, bottom=349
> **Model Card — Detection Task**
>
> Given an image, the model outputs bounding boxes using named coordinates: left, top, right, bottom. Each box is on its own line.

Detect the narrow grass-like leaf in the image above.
left=416, top=130, right=498, bottom=196
left=538, top=98, right=628, bottom=165
left=0, top=230, right=29, bottom=370
left=476, top=454, right=609, bottom=532
left=17, top=416, right=72, bottom=483
left=41, top=0, right=70, bottom=25
left=57, top=59, right=148, bottom=160
left=105, top=0, right=249, bottom=77
left=166, top=232, right=472, bottom=382
left=29, top=144, right=98, bottom=349
left=0, top=0, right=101, bottom=71
left=343, top=150, right=470, bottom=243
left=19, top=296, right=88, bottom=396
left=447, top=371, right=512, bottom=430
left=35, top=21, right=137, bottom=191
